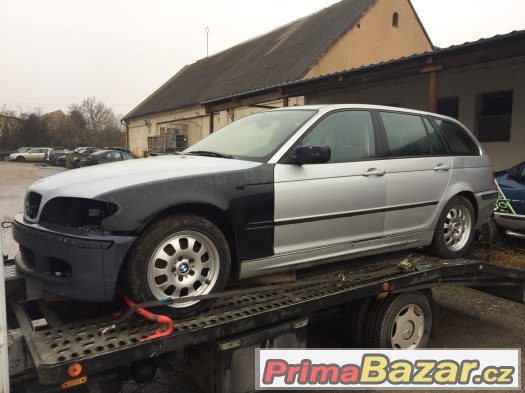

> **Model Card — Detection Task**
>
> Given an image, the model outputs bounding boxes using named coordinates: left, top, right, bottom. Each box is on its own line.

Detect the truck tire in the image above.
left=124, top=214, right=231, bottom=317
left=428, top=196, right=475, bottom=258
left=367, top=291, right=432, bottom=348
left=345, top=297, right=373, bottom=347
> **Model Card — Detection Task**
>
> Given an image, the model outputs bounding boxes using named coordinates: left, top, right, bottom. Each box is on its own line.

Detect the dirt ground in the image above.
left=1, top=161, right=524, bottom=393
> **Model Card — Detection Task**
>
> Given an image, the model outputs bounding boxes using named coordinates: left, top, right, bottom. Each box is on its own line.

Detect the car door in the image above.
left=26, top=149, right=43, bottom=162
left=378, top=111, right=452, bottom=236
left=274, top=109, right=386, bottom=256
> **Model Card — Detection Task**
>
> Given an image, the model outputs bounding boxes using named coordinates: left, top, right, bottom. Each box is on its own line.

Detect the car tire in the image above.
left=428, top=196, right=475, bottom=258
left=474, top=217, right=499, bottom=246
left=15, top=156, right=25, bottom=162
left=367, top=291, right=432, bottom=349
left=124, top=214, right=231, bottom=317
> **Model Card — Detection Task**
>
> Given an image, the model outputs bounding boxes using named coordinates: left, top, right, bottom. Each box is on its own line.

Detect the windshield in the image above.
left=184, top=110, right=317, bottom=161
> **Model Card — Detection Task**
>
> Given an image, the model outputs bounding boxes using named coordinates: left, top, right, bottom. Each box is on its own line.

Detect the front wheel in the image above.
left=428, top=196, right=475, bottom=258
left=15, top=156, right=25, bottom=162
left=124, top=214, right=231, bottom=317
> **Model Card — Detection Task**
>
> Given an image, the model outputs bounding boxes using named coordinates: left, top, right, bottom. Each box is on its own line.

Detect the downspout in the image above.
left=120, top=119, right=129, bottom=149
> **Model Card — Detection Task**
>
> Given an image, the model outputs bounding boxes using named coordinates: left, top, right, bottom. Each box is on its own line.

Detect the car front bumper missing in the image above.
left=12, top=213, right=136, bottom=302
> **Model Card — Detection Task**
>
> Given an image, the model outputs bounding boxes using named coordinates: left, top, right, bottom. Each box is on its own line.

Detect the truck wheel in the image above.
left=124, top=214, right=231, bottom=317
left=429, top=196, right=475, bottom=258
left=16, top=156, right=25, bottom=162
left=368, top=291, right=432, bottom=349
left=345, top=298, right=373, bottom=347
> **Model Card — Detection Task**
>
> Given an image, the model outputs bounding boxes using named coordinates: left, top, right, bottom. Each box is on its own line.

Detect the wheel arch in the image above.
left=138, top=202, right=241, bottom=276
left=433, top=186, right=479, bottom=229
left=456, top=190, right=479, bottom=224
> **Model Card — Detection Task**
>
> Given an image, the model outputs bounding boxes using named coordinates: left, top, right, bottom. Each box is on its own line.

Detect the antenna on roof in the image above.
left=205, top=27, right=210, bottom=57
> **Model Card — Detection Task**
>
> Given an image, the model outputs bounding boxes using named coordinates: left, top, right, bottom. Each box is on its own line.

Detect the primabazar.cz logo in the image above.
left=256, top=349, right=520, bottom=390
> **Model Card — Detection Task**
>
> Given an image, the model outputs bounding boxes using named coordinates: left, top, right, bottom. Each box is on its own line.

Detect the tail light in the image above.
left=87, top=155, right=93, bottom=160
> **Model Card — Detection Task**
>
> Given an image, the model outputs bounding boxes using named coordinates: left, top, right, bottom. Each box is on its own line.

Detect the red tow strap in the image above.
left=123, top=295, right=174, bottom=342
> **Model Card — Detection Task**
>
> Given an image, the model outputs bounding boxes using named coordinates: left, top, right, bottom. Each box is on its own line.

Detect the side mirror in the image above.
left=294, top=145, right=331, bottom=165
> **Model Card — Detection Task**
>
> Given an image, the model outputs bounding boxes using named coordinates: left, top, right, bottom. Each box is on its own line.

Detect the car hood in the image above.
left=28, top=155, right=261, bottom=200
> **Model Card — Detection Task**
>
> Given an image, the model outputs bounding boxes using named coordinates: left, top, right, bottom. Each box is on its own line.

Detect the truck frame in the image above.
left=3, top=249, right=525, bottom=392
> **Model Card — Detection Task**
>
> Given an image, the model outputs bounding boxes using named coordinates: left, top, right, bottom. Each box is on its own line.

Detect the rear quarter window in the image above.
left=432, top=118, right=480, bottom=156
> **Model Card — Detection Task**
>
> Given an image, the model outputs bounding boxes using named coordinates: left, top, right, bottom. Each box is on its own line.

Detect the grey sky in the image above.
left=1, top=0, right=525, bottom=116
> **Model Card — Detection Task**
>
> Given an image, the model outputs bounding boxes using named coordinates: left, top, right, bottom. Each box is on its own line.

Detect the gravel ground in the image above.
left=1, top=161, right=524, bottom=393
left=0, top=161, right=65, bottom=258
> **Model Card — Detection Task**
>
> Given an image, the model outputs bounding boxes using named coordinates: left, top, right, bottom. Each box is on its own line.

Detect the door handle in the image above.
left=363, top=169, right=385, bottom=177
left=433, top=164, right=450, bottom=171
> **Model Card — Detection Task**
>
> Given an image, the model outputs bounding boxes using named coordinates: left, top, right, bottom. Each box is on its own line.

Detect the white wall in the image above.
left=308, top=57, right=525, bottom=171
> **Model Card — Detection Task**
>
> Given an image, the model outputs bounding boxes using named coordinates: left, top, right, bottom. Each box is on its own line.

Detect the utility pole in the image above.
left=205, top=27, right=209, bottom=57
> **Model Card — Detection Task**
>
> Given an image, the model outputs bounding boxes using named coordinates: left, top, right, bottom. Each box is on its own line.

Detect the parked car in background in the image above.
left=64, top=147, right=100, bottom=168
left=79, top=149, right=135, bottom=167
left=8, top=147, right=53, bottom=162
left=48, top=148, right=70, bottom=166
left=12, top=105, right=497, bottom=317
left=105, top=147, right=135, bottom=156
left=1, top=147, right=35, bottom=161
left=493, top=161, right=525, bottom=239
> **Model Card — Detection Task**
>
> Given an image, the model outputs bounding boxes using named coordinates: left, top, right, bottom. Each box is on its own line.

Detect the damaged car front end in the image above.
left=13, top=193, right=136, bottom=302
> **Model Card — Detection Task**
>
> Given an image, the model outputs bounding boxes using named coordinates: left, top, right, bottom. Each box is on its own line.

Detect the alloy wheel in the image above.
left=443, top=204, right=472, bottom=251
left=146, top=230, right=220, bottom=307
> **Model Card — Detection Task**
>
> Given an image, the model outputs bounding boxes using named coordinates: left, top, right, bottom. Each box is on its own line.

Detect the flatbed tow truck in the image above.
left=3, top=242, right=525, bottom=392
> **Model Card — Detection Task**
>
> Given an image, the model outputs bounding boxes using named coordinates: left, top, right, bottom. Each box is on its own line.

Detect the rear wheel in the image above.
left=344, top=298, right=373, bottom=347
left=368, top=291, right=432, bottom=349
left=124, top=214, right=231, bottom=316
left=15, top=156, right=25, bottom=162
left=429, top=196, right=475, bottom=258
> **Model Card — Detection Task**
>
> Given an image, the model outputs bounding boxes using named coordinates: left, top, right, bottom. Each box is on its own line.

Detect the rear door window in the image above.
left=432, top=118, right=480, bottom=156
left=379, top=112, right=431, bottom=157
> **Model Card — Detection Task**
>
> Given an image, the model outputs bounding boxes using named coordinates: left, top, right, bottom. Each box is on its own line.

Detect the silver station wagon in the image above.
left=13, top=105, right=498, bottom=315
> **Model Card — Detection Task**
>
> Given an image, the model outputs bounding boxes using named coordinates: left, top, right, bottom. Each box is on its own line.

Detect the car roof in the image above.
left=269, top=104, right=460, bottom=123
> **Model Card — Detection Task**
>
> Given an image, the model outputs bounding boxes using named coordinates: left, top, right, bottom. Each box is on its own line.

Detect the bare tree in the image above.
left=69, top=97, right=112, bottom=133
left=0, top=107, right=23, bottom=149
left=0, top=98, right=125, bottom=150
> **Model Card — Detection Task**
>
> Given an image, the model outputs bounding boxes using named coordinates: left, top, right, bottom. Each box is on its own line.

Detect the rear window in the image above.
left=432, top=119, right=480, bottom=156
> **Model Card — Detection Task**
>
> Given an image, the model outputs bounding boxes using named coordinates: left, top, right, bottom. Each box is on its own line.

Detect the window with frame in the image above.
left=432, top=118, right=479, bottom=156
left=106, top=151, right=122, bottom=160
left=477, top=90, right=513, bottom=142
left=300, top=111, right=375, bottom=163
left=392, top=12, right=399, bottom=27
left=380, top=112, right=431, bottom=157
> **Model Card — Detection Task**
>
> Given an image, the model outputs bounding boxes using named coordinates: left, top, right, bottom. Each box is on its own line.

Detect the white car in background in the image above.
left=9, top=148, right=53, bottom=162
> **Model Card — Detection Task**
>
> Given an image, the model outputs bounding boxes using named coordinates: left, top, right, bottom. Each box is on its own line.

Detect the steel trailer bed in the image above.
left=5, top=252, right=525, bottom=390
